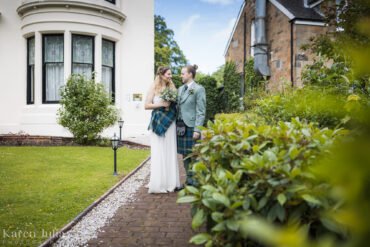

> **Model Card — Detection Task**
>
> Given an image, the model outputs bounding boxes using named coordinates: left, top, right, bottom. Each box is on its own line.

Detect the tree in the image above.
left=198, top=76, right=220, bottom=123
left=300, top=0, right=370, bottom=95
left=211, top=64, right=225, bottom=88
left=223, top=61, right=242, bottom=113
left=155, top=15, right=187, bottom=75
left=195, top=71, right=208, bottom=81
left=57, top=74, right=119, bottom=145
left=324, top=0, right=370, bottom=45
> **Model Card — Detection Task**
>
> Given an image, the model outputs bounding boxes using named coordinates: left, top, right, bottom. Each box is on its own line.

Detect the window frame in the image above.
left=42, top=33, right=64, bottom=104
left=71, top=34, right=95, bottom=80
left=27, top=36, right=35, bottom=105
left=102, top=38, right=116, bottom=104
left=250, top=19, right=256, bottom=57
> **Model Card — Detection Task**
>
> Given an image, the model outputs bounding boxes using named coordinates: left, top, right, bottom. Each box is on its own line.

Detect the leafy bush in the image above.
left=177, top=116, right=346, bottom=246
left=243, top=12, right=370, bottom=247
left=251, top=86, right=347, bottom=128
left=198, top=76, right=221, bottom=123
left=244, top=58, right=268, bottom=110
left=172, top=74, right=183, bottom=88
left=223, top=61, right=241, bottom=113
left=57, top=74, right=119, bottom=145
left=301, top=35, right=370, bottom=97
left=215, top=112, right=267, bottom=127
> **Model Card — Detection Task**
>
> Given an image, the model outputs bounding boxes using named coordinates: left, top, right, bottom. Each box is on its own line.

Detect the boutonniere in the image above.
left=188, top=88, right=195, bottom=95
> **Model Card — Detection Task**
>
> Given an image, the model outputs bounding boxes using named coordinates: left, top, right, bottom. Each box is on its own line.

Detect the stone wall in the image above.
left=0, top=135, right=149, bottom=148
left=293, top=24, right=329, bottom=87
left=265, top=1, right=292, bottom=91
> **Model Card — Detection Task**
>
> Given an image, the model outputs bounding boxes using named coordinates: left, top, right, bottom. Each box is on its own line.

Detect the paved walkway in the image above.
left=85, top=155, right=200, bottom=247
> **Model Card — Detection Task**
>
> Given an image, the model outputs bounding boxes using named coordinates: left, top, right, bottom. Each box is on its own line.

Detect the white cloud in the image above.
left=179, top=14, right=201, bottom=36
left=199, top=0, right=236, bottom=5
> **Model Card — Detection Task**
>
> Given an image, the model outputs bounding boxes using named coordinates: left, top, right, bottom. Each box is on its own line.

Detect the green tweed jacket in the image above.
left=177, top=81, right=206, bottom=133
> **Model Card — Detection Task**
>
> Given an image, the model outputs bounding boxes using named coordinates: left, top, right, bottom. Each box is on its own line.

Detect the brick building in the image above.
left=225, top=0, right=331, bottom=91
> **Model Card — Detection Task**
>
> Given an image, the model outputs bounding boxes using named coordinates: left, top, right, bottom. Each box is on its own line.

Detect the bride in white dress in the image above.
left=144, top=66, right=181, bottom=193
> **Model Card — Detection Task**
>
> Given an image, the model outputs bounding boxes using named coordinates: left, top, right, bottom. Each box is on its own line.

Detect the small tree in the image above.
left=223, top=61, right=241, bottom=113
left=198, top=76, right=220, bottom=123
left=244, top=58, right=268, bottom=109
left=211, top=64, right=225, bottom=87
left=57, top=74, right=119, bottom=145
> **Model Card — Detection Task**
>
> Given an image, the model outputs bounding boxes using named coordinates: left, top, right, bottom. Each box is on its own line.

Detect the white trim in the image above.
left=309, top=0, right=324, bottom=8
left=294, top=20, right=326, bottom=26
left=224, top=0, right=246, bottom=56
left=304, top=0, right=309, bottom=8
left=269, top=0, right=295, bottom=20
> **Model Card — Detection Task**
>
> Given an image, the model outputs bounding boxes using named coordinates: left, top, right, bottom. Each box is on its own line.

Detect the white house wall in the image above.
left=0, top=0, right=154, bottom=140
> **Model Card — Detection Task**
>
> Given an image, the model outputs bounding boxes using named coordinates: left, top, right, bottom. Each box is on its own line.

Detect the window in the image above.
left=72, top=34, right=94, bottom=80
left=105, top=0, right=116, bottom=4
left=42, top=34, right=64, bottom=103
left=250, top=20, right=255, bottom=57
left=102, top=39, right=115, bottom=103
left=27, top=36, right=35, bottom=104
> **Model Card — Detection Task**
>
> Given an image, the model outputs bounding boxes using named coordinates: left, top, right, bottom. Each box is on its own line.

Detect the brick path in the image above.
left=85, top=155, right=200, bottom=247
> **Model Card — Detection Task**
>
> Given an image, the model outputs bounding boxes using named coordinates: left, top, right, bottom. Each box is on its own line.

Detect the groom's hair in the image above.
left=185, top=64, right=198, bottom=79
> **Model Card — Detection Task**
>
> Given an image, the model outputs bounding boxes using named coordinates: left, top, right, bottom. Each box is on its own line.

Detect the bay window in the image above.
left=102, top=39, right=115, bottom=103
left=72, top=34, right=94, bottom=80
left=42, top=34, right=64, bottom=103
left=27, top=36, right=35, bottom=104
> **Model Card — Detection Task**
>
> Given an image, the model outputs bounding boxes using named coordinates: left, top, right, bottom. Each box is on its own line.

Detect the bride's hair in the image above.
left=154, top=66, right=176, bottom=94
left=185, top=64, right=198, bottom=79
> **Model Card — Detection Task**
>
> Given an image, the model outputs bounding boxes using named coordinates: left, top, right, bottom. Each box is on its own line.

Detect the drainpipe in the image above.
left=254, top=0, right=271, bottom=77
left=242, top=11, right=247, bottom=96
left=290, top=19, right=294, bottom=86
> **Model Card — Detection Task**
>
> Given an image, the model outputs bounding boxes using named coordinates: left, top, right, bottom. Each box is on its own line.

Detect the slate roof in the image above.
left=276, top=0, right=325, bottom=21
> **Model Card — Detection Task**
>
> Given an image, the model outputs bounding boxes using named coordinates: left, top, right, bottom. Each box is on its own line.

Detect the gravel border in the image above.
left=38, top=157, right=151, bottom=247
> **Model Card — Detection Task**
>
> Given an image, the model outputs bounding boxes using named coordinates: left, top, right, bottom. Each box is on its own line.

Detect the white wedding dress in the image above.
left=147, top=95, right=181, bottom=193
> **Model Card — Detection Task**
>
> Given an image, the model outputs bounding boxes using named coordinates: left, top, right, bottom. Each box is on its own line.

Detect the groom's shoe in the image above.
left=174, top=184, right=185, bottom=192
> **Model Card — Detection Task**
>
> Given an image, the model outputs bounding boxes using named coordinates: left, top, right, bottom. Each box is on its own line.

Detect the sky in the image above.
left=155, top=0, right=244, bottom=74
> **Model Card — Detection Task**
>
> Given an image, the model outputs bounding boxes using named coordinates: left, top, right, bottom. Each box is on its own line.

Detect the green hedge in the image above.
left=177, top=116, right=346, bottom=246
left=172, top=74, right=183, bottom=88
left=251, top=86, right=347, bottom=128
left=223, top=61, right=241, bottom=113
left=198, top=76, right=221, bottom=123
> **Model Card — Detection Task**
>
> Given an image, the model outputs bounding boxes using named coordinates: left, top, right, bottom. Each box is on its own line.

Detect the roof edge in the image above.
left=269, top=0, right=295, bottom=20
left=224, top=0, right=246, bottom=57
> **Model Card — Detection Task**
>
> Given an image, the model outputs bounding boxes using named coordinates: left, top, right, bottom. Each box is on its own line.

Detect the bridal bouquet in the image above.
left=160, top=88, right=177, bottom=111
left=160, top=87, right=178, bottom=102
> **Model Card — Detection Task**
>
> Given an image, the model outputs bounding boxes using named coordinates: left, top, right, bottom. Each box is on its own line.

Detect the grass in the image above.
left=0, top=146, right=150, bottom=246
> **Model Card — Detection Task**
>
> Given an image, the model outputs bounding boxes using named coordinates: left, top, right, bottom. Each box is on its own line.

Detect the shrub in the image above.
left=301, top=35, right=370, bottom=97
left=223, top=61, right=241, bottom=113
left=251, top=86, right=348, bottom=128
left=57, top=74, right=119, bottom=145
left=177, top=116, right=346, bottom=246
left=172, top=74, right=183, bottom=88
left=244, top=58, right=268, bottom=110
left=198, top=76, right=220, bottom=123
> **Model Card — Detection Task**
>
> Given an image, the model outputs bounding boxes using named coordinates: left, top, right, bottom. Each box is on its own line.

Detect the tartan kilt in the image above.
left=177, top=125, right=195, bottom=156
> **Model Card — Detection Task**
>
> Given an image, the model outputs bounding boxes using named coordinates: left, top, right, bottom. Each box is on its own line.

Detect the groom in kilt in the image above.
left=176, top=64, right=206, bottom=189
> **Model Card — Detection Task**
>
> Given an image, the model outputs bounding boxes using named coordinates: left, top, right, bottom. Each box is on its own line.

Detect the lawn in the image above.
left=0, top=146, right=150, bottom=246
